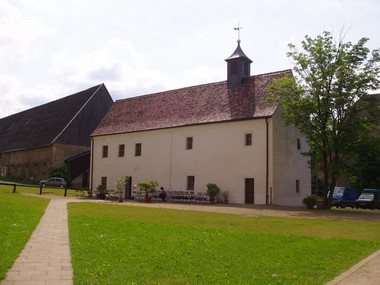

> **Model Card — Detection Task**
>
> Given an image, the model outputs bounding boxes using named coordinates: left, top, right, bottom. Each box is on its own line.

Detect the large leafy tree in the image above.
left=267, top=31, right=380, bottom=207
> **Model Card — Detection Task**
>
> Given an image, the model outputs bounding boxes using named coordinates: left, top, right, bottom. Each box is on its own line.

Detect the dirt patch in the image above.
left=22, top=193, right=380, bottom=222
left=91, top=199, right=380, bottom=222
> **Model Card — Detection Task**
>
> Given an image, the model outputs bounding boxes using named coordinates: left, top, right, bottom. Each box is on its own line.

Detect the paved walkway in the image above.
left=1, top=198, right=73, bottom=285
left=1, top=195, right=380, bottom=284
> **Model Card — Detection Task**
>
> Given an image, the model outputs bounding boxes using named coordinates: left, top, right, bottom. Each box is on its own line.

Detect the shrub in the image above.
left=206, top=183, right=220, bottom=199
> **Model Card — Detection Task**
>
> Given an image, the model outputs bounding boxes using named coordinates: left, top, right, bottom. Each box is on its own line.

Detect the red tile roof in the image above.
left=92, top=70, right=291, bottom=136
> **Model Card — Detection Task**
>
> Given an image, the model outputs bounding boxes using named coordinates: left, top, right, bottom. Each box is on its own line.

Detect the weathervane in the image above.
left=234, top=23, right=243, bottom=43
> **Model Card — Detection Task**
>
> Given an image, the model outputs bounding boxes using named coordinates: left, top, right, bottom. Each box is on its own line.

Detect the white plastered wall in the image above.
left=271, top=108, right=311, bottom=206
left=91, top=119, right=269, bottom=204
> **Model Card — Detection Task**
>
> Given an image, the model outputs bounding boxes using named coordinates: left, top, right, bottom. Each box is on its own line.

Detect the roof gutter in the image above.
left=265, top=117, right=269, bottom=205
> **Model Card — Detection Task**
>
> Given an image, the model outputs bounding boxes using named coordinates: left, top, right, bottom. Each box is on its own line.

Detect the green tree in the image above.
left=48, top=166, right=72, bottom=186
left=267, top=31, right=380, bottom=208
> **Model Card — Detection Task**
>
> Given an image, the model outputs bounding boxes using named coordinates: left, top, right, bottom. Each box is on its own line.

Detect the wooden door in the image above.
left=245, top=178, right=255, bottom=204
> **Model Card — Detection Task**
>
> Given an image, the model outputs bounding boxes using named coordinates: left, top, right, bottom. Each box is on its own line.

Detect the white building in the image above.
left=90, top=42, right=310, bottom=206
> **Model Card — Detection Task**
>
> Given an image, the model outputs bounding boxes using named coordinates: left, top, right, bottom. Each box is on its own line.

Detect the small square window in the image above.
left=186, top=137, right=193, bottom=150
left=296, top=180, right=300, bottom=193
left=135, top=143, right=142, bottom=156
left=187, top=176, right=195, bottom=191
left=118, top=144, right=125, bottom=157
left=245, top=133, right=252, bottom=145
left=102, top=145, right=108, bottom=158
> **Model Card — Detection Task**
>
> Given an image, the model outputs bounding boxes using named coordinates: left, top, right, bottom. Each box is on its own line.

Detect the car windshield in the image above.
left=358, top=193, right=374, bottom=201
left=334, top=188, right=344, bottom=195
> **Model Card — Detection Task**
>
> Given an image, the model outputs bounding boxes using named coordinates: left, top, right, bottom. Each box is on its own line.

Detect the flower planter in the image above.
left=144, top=196, right=152, bottom=203
left=224, top=199, right=228, bottom=204
left=118, top=197, right=124, bottom=203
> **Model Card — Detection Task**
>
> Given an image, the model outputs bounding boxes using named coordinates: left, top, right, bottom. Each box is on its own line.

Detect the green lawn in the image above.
left=0, top=186, right=50, bottom=279
left=68, top=203, right=380, bottom=285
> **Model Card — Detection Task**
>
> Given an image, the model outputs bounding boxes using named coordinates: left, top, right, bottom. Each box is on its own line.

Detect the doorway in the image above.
left=245, top=178, right=254, bottom=204
left=124, top=176, right=132, bottom=199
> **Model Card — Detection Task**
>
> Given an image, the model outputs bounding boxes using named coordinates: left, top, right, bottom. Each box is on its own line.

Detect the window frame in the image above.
left=102, top=145, right=108, bottom=158
left=297, top=138, right=301, bottom=150
left=135, top=143, right=142, bottom=156
left=187, top=176, right=195, bottom=191
left=296, top=180, right=300, bottom=193
left=186, top=137, right=193, bottom=150
left=118, top=144, right=125, bottom=157
left=101, top=177, right=107, bottom=189
left=245, top=133, right=252, bottom=146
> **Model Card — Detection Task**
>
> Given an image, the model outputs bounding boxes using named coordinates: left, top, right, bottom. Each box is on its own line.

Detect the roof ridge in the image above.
left=115, top=80, right=228, bottom=103
left=115, top=69, right=291, bottom=103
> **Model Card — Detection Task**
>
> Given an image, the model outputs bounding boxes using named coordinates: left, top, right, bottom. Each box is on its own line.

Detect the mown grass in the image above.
left=0, top=186, right=50, bottom=279
left=68, top=203, right=380, bottom=284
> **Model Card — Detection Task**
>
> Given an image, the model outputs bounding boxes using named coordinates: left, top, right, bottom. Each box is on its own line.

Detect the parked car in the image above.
left=39, top=177, right=67, bottom=188
left=356, top=189, right=380, bottom=209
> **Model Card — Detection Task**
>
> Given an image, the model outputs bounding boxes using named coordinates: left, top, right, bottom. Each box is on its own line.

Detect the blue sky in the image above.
left=1, top=0, right=379, bottom=118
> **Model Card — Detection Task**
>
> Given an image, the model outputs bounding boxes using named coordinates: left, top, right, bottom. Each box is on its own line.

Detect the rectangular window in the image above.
left=135, top=143, right=142, bottom=156
left=245, top=133, right=252, bottom=145
left=102, top=145, right=108, bottom=158
left=101, top=177, right=107, bottom=189
left=297, top=138, right=301, bottom=150
left=186, top=137, right=193, bottom=149
left=187, top=176, right=195, bottom=191
left=118, top=144, right=125, bottom=157
left=296, top=180, right=300, bottom=193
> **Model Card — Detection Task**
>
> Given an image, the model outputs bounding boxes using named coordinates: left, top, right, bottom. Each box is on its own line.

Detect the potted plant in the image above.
left=206, top=183, right=220, bottom=203
left=134, top=180, right=158, bottom=203
left=115, top=176, right=128, bottom=202
left=303, top=195, right=317, bottom=209
left=96, top=184, right=106, bottom=199
left=222, top=190, right=229, bottom=204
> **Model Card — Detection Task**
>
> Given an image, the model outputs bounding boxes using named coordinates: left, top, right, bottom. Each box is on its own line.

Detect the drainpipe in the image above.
left=265, top=117, right=269, bottom=205
left=90, top=137, right=94, bottom=196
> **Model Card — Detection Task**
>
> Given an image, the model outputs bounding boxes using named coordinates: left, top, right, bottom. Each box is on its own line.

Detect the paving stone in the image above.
left=1, top=199, right=73, bottom=285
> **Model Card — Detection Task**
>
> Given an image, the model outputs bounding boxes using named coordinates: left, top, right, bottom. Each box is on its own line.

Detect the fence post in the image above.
left=64, top=187, right=67, bottom=197
left=40, top=185, right=43, bottom=195
left=13, top=184, right=16, bottom=193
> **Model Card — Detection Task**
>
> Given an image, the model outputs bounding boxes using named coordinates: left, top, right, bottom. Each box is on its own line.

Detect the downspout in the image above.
left=265, top=117, right=269, bottom=205
left=90, top=137, right=94, bottom=196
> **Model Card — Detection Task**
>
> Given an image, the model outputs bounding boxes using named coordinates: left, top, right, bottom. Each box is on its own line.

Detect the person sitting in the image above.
left=159, top=187, right=167, bottom=202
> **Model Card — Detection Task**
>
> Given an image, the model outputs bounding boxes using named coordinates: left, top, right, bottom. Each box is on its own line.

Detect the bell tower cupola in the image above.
left=225, top=36, right=252, bottom=88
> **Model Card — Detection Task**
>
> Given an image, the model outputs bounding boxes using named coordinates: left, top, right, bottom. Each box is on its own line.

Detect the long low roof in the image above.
left=0, top=84, right=103, bottom=153
left=92, top=70, right=290, bottom=137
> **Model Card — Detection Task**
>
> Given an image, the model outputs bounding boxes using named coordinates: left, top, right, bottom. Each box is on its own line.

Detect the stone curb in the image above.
left=325, top=248, right=380, bottom=284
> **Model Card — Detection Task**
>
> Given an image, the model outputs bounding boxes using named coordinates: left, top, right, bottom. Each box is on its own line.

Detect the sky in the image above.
left=1, top=0, right=379, bottom=118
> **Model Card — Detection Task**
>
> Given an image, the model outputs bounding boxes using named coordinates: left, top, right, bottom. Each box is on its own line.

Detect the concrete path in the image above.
left=1, top=198, right=73, bottom=285
left=325, top=248, right=380, bottom=285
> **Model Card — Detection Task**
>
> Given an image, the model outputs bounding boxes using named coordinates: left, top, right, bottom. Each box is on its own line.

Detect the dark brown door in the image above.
left=245, top=178, right=254, bottom=204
